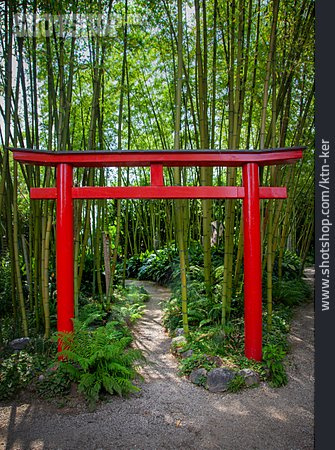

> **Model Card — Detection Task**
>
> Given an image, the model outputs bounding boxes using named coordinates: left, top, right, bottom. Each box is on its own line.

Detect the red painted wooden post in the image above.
left=242, top=163, right=262, bottom=361
left=56, top=163, right=74, bottom=353
left=150, top=164, right=164, bottom=186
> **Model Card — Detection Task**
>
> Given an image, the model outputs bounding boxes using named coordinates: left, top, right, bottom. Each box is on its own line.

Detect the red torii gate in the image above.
left=11, top=147, right=304, bottom=361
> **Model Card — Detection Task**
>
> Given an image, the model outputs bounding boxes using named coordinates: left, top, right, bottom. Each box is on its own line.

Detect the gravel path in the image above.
left=0, top=280, right=314, bottom=450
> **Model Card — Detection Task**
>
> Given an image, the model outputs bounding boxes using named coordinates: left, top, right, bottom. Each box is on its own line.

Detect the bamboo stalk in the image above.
left=95, top=200, right=104, bottom=303
left=195, top=0, right=212, bottom=296
left=13, top=161, right=28, bottom=336
left=173, top=0, right=189, bottom=335
left=5, top=187, right=18, bottom=334
left=106, top=1, right=128, bottom=303
left=0, top=1, right=13, bottom=215
left=42, top=204, right=53, bottom=338
left=260, top=0, right=279, bottom=149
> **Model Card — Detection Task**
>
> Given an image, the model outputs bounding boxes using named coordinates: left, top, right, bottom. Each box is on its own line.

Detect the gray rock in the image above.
left=189, top=368, right=207, bottom=385
left=180, top=349, right=194, bottom=359
left=9, top=337, right=30, bottom=351
left=237, top=368, right=260, bottom=387
left=206, top=368, right=236, bottom=392
left=175, top=328, right=185, bottom=336
left=171, top=335, right=187, bottom=348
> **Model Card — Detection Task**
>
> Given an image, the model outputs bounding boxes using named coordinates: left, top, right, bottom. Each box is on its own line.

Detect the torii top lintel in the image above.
left=11, top=147, right=304, bottom=168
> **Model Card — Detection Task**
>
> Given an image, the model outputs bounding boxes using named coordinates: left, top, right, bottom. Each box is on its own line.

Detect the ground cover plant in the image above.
left=0, top=285, right=148, bottom=405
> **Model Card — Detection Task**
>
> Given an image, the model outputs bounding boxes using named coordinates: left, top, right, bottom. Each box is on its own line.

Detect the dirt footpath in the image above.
left=0, top=280, right=314, bottom=450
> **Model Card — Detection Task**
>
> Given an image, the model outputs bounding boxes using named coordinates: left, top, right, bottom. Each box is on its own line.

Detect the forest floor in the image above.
left=0, top=278, right=314, bottom=450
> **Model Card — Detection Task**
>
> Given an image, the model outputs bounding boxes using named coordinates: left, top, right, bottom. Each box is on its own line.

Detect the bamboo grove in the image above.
left=0, top=0, right=314, bottom=339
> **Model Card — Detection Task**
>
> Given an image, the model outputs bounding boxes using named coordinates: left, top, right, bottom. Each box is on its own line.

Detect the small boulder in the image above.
left=175, top=328, right=185, bottom=336
left=237, top=368, right=260, bottom=387
left=180, top=349, right=194, bottom=359
left=189, top=368, right=207, bottom=385
left=206, top=368, right=236, bottom=392
left=9, top=337, right=30, bottom=351
left=171, top=336, right=187, bottom=352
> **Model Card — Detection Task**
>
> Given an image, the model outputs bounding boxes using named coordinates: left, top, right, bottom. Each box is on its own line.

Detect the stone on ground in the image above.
left=206, top=368, right=236, bottom=392
left=189, top=368, right=208, bottom=385
left=237, top=368, right=260, bottom=386
left=9, top=337, right=30, bottom=351
left=171, top=335, right=187, bottom=352
left=180, top=349, right=194, bottom=358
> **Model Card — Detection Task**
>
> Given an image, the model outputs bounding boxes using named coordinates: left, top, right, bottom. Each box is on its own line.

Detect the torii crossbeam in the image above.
left=11, top=147, right=304, bottom=361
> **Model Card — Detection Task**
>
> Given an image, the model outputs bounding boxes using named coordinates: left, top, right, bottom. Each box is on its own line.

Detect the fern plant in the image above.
left=58, top=320, right=144, bottom=409
left=272, top=279, right=311, bottom=306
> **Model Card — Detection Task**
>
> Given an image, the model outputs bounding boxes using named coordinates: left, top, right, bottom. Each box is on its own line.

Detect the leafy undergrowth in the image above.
left=164, top=281, right=310, bottom=390
left=124, top=242, right=226, bottom=287
left=0, top=285, right=148, bottom=408
left=172, top=319, right=289, bottom=390
left=38, top=320, right=144, bottom=410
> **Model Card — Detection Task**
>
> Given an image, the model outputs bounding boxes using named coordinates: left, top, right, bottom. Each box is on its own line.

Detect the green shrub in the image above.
left=163, top=279, right=222, bottom=332
left=79, top=303, right=106, bottom=327
left=125, top=254, right=143, bottom=278
left=57, top=320, right=144, bottom=409
left=162, top=297, right=182, bottom=331
left=126, top=285, right=150, bottom=303
left=273, top=250, right=303, bottom=280
left=0, top=351, right=37, bottom=400
left=272, top=279, right=311, bottom=306
left=76, top=285, right=148, bottom=330
left=178, top=353, right=218, bottom=376
left=117, top=303, right=146, bottom=324
left=108, top=285, right=148, bottom=325
left=37, top=365, right=72, bottom=398
left=137, top=248, right=178, bottom=285
left=263, top=305, right=292, bottom=350
left=0, top=255, right=13, bottom=317
left=128, top=243, right=227, bottom=287
left=262, top=344, right=288, bottom=387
